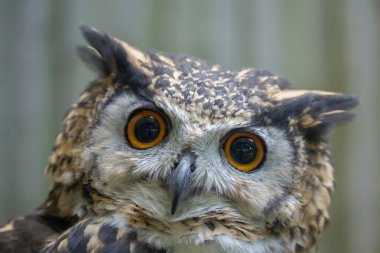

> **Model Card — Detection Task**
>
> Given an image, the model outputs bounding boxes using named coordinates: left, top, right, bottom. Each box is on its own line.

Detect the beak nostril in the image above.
left=171, top=162, right=179, bottom=171
left=190, top=163, right=196, bottom=172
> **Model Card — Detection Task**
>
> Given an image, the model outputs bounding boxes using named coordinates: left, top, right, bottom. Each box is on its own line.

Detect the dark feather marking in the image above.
left=67, top=220, right=91, bottom=252
left=263, top=194, right=287, bottom=216
left=82, top=183, right=94, bottom=205
left=133, top=244, right=166, bottom=253
left=102, top=240, right=130, bottom=253
left=112, top=42, right=150, bottom=88
left=267, top=219, right=285, bottom=235
left=205, top=221, right=216, bottom=231
left=98, top=224, right=117, bottom=244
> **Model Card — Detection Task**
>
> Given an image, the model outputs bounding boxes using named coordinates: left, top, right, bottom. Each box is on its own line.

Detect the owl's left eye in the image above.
left=224, top=132, right=266, bottom=172
left=125, top=109, right=167, bottom=149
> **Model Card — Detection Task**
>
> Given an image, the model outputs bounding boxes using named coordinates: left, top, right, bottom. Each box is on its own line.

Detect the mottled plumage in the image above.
left=0, top=26, right=357, bottom=253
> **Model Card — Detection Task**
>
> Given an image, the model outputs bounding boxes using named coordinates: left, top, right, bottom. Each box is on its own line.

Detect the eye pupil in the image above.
left=134, top=116, right=161, bottom=143
left=230, top=137, right=257, bottom=165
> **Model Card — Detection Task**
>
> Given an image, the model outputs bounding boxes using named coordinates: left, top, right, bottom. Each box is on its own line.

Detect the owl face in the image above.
left=87, top=91, right=298, bottom=252
left=89, top=86, right=295, bottom=212
left=43, top=27, right=358, bottom=252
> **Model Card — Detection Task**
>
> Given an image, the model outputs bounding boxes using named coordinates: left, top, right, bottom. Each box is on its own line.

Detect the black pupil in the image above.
left=230, top=137, right=258, bottom=165
left=134, top=116, right=160, bottom=143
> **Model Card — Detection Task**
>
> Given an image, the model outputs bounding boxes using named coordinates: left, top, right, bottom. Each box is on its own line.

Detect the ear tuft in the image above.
left=299, top=93, right=359, bottom=129
left=77, top=25, right=152, bottom=88
left=79, top=25, right=118, bottom=76
left=271, top=90, right=359, bottom=140
left=305, top=95, right=358, bottom=141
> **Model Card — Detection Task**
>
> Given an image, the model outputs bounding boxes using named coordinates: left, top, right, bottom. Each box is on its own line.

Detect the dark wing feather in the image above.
left=0, top=215, right=60, bottom=253
left=41, top=218, right=166, bottom=253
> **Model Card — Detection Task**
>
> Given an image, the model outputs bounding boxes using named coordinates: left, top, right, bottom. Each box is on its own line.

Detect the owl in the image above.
left=0, top=26, right=358, bottom=253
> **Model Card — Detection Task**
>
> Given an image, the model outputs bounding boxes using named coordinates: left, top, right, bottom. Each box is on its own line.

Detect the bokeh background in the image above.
left=0, top=1, right=379, bottom=252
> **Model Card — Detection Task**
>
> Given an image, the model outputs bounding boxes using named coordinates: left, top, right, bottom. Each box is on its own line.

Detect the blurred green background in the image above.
left=0, top=0, right=379, bottom=252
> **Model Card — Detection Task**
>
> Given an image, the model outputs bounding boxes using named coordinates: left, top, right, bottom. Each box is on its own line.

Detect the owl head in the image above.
left=41, top=26, right=357, bottom=252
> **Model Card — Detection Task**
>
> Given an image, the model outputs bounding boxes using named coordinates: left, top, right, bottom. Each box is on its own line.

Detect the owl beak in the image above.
left=169, top=153, right=196, bottom=215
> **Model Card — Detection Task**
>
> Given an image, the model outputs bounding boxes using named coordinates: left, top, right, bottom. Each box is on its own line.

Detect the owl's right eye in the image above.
left=125, top=109, right=167, bottom=149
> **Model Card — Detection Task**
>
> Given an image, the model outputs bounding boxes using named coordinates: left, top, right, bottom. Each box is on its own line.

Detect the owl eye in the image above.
left=125, top=109, right=167, bottom=149
left=224, top=132, right=265, bottom=172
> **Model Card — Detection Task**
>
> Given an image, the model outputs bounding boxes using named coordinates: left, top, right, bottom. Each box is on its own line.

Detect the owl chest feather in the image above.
left=95, top=203, right=286, bottom=253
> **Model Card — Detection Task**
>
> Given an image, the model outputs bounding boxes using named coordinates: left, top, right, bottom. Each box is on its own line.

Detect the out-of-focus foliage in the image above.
left=0, top=1, right=379, bottom=252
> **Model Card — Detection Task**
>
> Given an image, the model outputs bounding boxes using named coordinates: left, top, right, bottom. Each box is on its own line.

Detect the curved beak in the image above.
left=169, top=153, right=196, bottom=215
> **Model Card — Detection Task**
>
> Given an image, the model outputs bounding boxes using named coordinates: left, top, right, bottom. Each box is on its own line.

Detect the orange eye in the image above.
left=125, top=110, right=167, bottom=149
left=224, top=132, right=265, bottom=172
